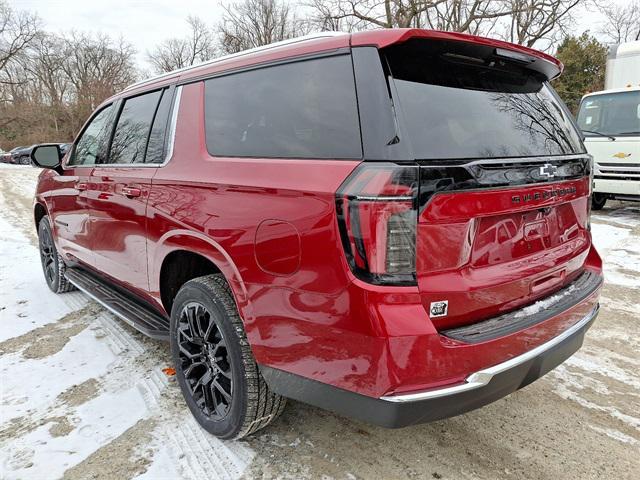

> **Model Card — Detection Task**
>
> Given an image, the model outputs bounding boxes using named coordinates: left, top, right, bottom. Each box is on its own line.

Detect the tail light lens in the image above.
left=336, top=163, right=418, bottom=285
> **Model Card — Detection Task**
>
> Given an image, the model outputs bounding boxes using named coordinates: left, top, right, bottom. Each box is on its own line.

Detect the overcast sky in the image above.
left=8, top=0, right=623, bottom=71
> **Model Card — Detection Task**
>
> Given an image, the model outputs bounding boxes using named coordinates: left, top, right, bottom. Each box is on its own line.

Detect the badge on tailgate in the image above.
left=430, top=301, right=449, bottom=317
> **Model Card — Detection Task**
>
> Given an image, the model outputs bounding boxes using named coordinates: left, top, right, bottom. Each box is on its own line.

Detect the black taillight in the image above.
left=336, top=163, right=418, bottom=286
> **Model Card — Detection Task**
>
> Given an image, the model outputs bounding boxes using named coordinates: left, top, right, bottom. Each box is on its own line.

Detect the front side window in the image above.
left=577, top=91, right=640, bottom=137
left=69, top=104, right=115, bottom=166
left=204, top=55, right=362, bottom=159
left=109, top=90, right=162, bottom=164
left=384, top=39, right=584, bottom=160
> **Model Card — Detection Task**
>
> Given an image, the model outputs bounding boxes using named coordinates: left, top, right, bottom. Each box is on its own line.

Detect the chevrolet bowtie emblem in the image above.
left=613, top=152, right=631, bottom=159
left=539, top=163, right=558, bottom=177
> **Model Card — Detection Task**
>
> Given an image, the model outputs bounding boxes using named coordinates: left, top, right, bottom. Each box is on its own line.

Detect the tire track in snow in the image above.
left=0, top=165, right=254, bottom=480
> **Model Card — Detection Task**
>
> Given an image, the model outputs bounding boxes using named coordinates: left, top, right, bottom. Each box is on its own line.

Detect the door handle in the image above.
left=76, top=182, right=88, bottom=191
left=122, top=186, right=142, bottom=198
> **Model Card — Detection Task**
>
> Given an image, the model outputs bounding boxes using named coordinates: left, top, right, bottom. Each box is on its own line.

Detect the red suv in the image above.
left=31, top=29, right=603, bottom=439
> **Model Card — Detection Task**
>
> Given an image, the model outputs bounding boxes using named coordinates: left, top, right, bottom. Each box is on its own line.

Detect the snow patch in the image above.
left=589, top=425, right=639, bottom=446
left=0, top=327, right=117, bottom=422
left=0, top=215, right=86, bottom=342
left=513, top=284, right=576, bottom=318
left=0, top=387, right=148, bottom=480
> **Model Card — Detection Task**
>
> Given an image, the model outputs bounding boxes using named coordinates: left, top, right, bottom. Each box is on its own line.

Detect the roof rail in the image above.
left=124, top=31, right=348, bottom=92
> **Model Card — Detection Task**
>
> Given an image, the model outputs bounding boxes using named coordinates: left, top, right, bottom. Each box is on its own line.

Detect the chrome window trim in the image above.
left=91, top=85, right=182, bottom=170
left=163, top=85, right=182, bottom=165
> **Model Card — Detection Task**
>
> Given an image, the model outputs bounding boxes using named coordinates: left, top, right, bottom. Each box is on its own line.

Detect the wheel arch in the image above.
left=34, top=202, right=48, bottom=230
left=152, top=230, right=251, bottom=320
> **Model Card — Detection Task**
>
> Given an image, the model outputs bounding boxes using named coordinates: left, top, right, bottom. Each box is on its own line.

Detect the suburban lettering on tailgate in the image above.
left=511, top=186, right=577, bottom=204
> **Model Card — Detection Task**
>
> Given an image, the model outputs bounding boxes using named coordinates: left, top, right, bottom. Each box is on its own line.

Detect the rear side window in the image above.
left=109, top=90, right=162, bottom=164
left=384, top=40, right=584, bottom=160
left=204, top=55, right=362, bottom=159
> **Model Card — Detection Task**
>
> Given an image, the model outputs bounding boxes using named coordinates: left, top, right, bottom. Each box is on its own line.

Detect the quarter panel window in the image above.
left=69, top=104, right=115, bottom=166
left=109, top=90, right=162, bottom=164
left=204, top=55, right=362, bottom=159
left=145, top=89, right=174, bottom=164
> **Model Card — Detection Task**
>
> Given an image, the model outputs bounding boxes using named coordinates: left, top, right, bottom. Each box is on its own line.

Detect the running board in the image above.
left=65, top=268, right=170, bottom=341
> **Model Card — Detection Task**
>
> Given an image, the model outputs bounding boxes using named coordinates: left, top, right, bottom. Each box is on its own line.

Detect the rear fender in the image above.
left=151, top=230, right=251, bottom=321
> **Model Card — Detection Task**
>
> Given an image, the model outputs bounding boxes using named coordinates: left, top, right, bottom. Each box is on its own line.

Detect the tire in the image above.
left=20, top=156, right=30, bottom=165
left=38, top=217, right=76, bottom=293
left=170, top=274, right=286, bottom=439
left=592, top=193, right=607, bottom=210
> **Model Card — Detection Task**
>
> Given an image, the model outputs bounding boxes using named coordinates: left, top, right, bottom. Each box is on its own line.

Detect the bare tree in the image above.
left=307, top=0, right=364, bottom=31
left=1, top=29, right=138, bottom=148
left=218, top=0, right=307, bottom=54
left=62, top=33, right=136, bottom=111
left=421, top=1, right=514, bottom=34
left=598, top=0, right=640, bottom=43
left=147, top=16, right=217, bottom=73
left=308, top=0, right=588, bottom=49
left=0, top=0, right=39, bottom=76
left=307, top=0, right=446, bottom=29
left=307, top=0, right=514, bottom=31
left=503, top=0, right=583, bottom=48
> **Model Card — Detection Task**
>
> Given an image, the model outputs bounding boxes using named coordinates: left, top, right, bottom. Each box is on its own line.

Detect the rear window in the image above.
left=384, top=40, right=584, bottom=160
left=204, top=55, right=362, bottom=159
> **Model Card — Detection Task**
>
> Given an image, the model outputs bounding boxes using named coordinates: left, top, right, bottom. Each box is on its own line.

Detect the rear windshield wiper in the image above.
left=581, top=130, right=616, bottom=141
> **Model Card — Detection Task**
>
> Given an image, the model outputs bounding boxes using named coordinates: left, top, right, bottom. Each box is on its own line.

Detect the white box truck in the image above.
left=576, top=40, right=640, bottom=209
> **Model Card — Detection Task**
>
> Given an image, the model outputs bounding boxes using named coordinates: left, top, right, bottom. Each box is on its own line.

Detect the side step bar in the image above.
left=65, top=268, right=170, bottom=341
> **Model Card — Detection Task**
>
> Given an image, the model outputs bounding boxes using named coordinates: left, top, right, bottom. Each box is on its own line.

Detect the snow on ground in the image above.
left=551, top=202, right=640, bottom=449
left=0, top=165, right=254, bottom=480
left=0, top=164, right=638, bottom=480
left=0, top=215, right=87, bottom=342
left=590, top=216, right=640, bottom=288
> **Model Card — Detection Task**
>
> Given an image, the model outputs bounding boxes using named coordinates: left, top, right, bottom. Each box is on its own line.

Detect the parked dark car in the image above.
left=12, top=146, right=34, bottom=165
left=29, top=29, right=603, bottom=440
left=5, top=144, right=70, bottom=165
left=1, top=146, right=26, bottom=164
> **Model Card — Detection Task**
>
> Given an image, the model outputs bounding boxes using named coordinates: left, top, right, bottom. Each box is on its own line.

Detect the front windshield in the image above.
left=577, top=91, right=640, bottom=137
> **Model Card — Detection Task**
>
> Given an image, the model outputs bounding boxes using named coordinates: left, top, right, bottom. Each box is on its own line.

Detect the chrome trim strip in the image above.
left=380, top=305, right=599, bottom=403
left=418, top=153, right=589, bottom=169
left=353, top=195, right=414, bottom=201
left=163, top=85, right=182, bottom=164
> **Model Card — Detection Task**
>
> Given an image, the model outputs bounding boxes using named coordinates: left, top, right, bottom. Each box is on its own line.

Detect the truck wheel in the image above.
left=592, top=193, right=607, bottom=210
left=38, top=217, right=76, bottom=293
left=170, top=274, right=286, bottom=439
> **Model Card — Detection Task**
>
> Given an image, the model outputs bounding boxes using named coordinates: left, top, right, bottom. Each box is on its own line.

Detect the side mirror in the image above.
left=31, top=144, right=62, bottom=169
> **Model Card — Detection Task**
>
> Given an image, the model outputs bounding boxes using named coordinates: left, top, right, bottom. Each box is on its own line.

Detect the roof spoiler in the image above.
left=352, top=29, right=563, bottom=81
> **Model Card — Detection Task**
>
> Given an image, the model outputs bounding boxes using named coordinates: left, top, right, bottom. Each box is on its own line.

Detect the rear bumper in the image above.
left=594, top=178, right=640, bottom=197
left=261, top=304, right=598, bottom=428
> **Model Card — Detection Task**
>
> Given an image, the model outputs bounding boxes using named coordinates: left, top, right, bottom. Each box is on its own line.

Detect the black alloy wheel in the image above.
left=170, top=275, right=286, bottom=439
left=37, top=217, right=76, bottom=293
left=177, top=301, right=233, bottom=420
left=39, top=221, right=57, bottom=286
